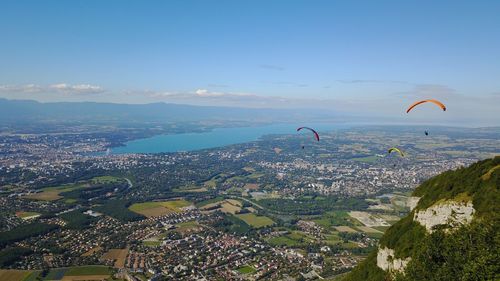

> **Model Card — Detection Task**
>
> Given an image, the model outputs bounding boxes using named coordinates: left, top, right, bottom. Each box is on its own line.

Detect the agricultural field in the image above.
left=243, top=183, right=260, bottom=190
left=243, top=167, right=255, bottom=172
left=350, top=155, right=379, bottom=163
left=195, top=196, right=224, bottom=208
left=219, top=199, right=242, bottom=214
left=15, top=211, right=41, bottom=220
left=268, top=235, right=302, bottom=247
left=247, top=173, right=264, bottom=179
left=91, top=176, right=121, bottom=184
left=267, top=231, right=313, bottom=247
left=24, top=190, right=62, bottom=201
left=175, top=220, right=202, bottom=234
left=143, top=240, right=162, bottom=247
left=23, top=176, right=124, bottom=201
left=324, top=234, right=342, bottom=245
left=0, top=270, right=33, bottom=281
left=64, top=265, right=112, bottom=276
left=235, top=213, right=274, bottom=228
left=101, top=248, right=128, bottom=268
left=348, top=211, right=390, bottom=227
left=250, top=191, right=281, bottom=200
left=313, top=211, right=356, bottom=230
left=355, top=226, right=383, bottom=234
left=335, top=226, right=357, bottom=233
left=129, top=199, right=192, bottom=218
left=173, top=185, right=208, bottom=193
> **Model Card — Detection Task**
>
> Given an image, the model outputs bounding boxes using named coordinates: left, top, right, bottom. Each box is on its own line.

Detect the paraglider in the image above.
left=424, top=130, right=429, bottom=136
left=406, top=99, right=446, bottom=113
left=296, top=127, right=320, bottom=141
left=388, top=147, right=405, bottom=157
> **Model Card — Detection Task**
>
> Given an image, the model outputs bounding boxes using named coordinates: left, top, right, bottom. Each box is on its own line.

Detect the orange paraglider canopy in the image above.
left=406, top=99, right=446, bottom=113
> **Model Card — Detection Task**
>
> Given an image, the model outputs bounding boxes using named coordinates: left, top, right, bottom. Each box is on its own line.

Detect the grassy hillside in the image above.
left=343, top=156, right=500, bottom=281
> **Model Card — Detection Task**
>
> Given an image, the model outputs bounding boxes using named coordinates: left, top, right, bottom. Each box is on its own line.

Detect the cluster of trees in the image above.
left=414, top=156, right=499, bottom=215
left=0, top=222, right=59, bottom=248
left=0, top=247, right=32, bottom=267
left=396, top=219, right=499, bottom=281
left=60, top=209, right=98, bottom=230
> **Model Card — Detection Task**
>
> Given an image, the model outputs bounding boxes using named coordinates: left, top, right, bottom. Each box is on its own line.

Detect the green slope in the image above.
left=343, top=156, right=500, bottom=281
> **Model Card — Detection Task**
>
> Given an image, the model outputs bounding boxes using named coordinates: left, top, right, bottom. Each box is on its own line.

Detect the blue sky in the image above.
left=0, top=0, right=499, bottom=124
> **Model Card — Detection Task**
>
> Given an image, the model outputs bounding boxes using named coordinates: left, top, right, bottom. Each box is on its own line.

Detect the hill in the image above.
left=343, top=156, right=500, bottom=281
left=0, top=98, right=336, bottom=125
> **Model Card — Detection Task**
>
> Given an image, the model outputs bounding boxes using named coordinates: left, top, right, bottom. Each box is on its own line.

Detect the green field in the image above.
left=268, top=236, right=301, bottom=247
left=350, top=155, right=379, bottom=163
left=173, top=186, right=208, bottom=193
left=175, top=220, right=200, bottom=232
left=237, top=265, right=257, bottom=274
left=129, top=200, right=192, bottom=217
left=24, top=176, right=123, bottom=201
left=247, top=173, right=264, bottom=179
left=235, top=213, right=274, bottom=228
left=267, top=231, right=313, bottom=247
left=313, top=211, right=353, bottom=229
left=91, top=176, right=121, bottom=184
left=143, top=240, right=162, bottom=247
left=324, top=234, right=342, bottom=245
left=195, top=196, right=224, bottom=207
left=176, top=220, right=199, bottom=228
left=204, top=179, right=217, bottom=188
left=64, top=265, right=112, bottom=276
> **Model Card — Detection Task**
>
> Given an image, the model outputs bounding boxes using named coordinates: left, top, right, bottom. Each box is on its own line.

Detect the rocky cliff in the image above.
left=343, top=156, right=500, bottom=281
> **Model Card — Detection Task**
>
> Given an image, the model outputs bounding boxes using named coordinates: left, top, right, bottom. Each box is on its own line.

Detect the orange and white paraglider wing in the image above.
left=406, top=99, right=446, bottom=113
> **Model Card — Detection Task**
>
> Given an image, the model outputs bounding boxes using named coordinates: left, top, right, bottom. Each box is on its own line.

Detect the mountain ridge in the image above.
left=0, top=98, right=338, bottom=125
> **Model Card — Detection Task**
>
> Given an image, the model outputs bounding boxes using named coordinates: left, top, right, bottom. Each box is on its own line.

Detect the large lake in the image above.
left=111, top=123, right=351, bottom=154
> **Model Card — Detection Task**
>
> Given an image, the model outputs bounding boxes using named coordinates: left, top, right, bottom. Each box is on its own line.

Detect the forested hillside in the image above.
left=343, top=156, right=500, bottom=281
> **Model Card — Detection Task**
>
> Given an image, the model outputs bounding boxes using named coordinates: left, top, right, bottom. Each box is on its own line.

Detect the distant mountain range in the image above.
left=0, top=98, right=340, bottom=125
left=343, top=156, right=500, bottom=281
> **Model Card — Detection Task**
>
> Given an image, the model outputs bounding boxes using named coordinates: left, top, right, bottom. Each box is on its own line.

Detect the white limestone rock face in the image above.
left=413, top=201, right=475, bottom=232
left=377, top=247, right=411, bottom=272
left=406, top=196, right=420, bottom=210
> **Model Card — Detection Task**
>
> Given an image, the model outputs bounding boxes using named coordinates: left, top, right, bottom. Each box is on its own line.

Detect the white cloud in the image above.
left=195, top=89, right=225, bottom=97
left=0, top=83, right=104, bottom=95
left=48, top=83, right=104, bottom=94
left=0, top=84, right=43, bottom=93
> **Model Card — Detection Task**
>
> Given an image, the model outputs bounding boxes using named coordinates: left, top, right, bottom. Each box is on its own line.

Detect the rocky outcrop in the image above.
left=406, top=196, right=420, bottom=210
left=376, top=247, right=411, bottom=272
left=413, top=201, right=475, bottom=232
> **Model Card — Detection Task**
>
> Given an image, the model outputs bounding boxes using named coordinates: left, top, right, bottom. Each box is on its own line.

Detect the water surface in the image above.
left=111, top=123, right=350, bottom=154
